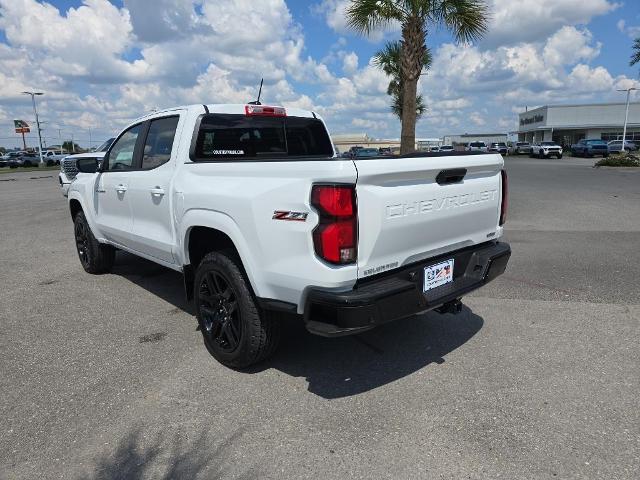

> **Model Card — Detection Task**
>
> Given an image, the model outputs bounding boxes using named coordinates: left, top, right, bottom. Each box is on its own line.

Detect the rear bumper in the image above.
left=304, top=241, right=511, bottom=337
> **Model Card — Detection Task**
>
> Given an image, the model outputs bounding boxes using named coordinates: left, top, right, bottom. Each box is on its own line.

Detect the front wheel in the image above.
left=194, top=251, right=281, bottom=368
left=73, top=211, right=115, bottom=274
left=557, top=154, right=563, bottom=159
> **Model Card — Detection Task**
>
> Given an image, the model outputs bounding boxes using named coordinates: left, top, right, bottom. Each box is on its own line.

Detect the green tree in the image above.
left=347, top=0, right=489, bottom=154
left=631, top=37, right=640, bottom=69
left=62, top=141, right=80, bottom=153
left=373, top=40, right=431, bottom=120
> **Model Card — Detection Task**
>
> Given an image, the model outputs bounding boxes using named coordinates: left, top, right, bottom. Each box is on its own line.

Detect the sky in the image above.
left=1, top=0, right=639, bottom=149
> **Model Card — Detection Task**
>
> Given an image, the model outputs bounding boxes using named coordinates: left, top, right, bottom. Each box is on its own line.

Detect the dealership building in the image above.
left=517, top=102, right=640, bottom=147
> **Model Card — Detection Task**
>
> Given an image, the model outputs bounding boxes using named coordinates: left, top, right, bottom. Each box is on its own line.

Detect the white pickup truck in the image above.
left=68, top=103, right=510, bottom=368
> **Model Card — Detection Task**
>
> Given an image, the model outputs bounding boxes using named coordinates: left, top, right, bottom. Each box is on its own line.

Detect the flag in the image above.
left=14, top=119, right=30, bottom=134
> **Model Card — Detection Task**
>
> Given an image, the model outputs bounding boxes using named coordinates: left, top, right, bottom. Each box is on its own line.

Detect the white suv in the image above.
left=465, top=141, right=488, bottom=152
left=59, top=138, right=114, bottom=196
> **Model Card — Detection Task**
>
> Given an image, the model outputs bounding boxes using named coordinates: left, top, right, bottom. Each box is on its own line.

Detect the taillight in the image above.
left=311, top=185, right=357, bottom=264
left=500, top=169, right=508, bottom=226
left=245, top=105, right=286, bottom=116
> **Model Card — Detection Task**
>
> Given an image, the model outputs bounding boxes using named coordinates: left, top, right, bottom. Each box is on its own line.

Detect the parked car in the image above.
left=59, top=152, right=106, bottom=196
left=9, top=152, right=40, bottom=168
left=508, top=142, right=532, bottom=155
left=465, top=141, right=488, bottom=152
left=348, top=146, right=363, bottom=157
left=378, top=147, right=393, bottom=156
left=42, top=150, right=69, bottom=165
left=67, top=102, right=510, bottom=368
left=439, top=145, right=454, bottom=153
left=488, top=142, right=508, bottom=155
left=571, top=139, right=608, bottom=158
left=531, top=141, right=563, bottom=159
left=354, top=148, right=379, bottom=158
left=607, top=140, right=637, bottom=153
left=1, top=151, right=26, bottom=165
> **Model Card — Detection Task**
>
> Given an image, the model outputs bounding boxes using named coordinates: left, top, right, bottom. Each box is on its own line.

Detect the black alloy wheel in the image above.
left=198, top=270, right=242, bottom=353
left=73, top=211, right=115, bottom=274
left=74, top=219, right=90, bottom=269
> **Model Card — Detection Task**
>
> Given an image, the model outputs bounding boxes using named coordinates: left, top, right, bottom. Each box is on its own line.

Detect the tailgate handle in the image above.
left=436, top=168, right=467, bottom=185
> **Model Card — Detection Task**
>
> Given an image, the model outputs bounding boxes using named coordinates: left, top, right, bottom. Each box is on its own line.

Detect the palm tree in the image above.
left=631, top=37, right=640, bottom=69
left=373, top=40, right=431, bottom=120
left=347, top=0, right=489, bottom=154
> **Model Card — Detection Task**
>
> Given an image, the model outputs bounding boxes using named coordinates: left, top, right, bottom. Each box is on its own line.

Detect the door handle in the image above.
left=150, top=187, right=165, bottom=197
left=436, top=168, right=467, bottom=185
left=96, top=188, right=106, bottom=193
left=115, top=184, right=127, bottom=193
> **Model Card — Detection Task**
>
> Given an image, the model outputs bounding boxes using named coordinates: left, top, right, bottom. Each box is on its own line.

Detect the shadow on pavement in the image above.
left=111, top=252, right=194, bottom=316
left=112, top=252, right=484, bottom=399
left=252, top=306, right=484, bottom=398
left=80, top=427, right=253, bottom=480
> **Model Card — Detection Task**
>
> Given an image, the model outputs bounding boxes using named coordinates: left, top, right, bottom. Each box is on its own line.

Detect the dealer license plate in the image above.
left=423, top=259, right=454, bottom=292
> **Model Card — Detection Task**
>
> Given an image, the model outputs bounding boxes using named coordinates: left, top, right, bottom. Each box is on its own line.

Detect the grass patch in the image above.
left=595, top=153, right=640, bottom=168
left=0, top=166, right=59, bottom=174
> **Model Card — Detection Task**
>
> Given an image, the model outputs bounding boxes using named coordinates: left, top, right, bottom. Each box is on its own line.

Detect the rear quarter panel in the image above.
left=175, top=159, right=359, bottom=310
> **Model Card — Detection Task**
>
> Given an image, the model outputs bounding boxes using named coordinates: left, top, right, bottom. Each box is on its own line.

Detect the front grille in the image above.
left=62, top=158, right=78, bottom=180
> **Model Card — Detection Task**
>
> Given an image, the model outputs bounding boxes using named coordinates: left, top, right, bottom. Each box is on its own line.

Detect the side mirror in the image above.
left=76, top=157, right=99, bottom=173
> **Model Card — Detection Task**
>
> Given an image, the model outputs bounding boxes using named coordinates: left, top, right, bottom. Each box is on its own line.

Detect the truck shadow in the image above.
left=113, top=252, right=484, bottom=399
left=254, top=307, right=484, bottom=399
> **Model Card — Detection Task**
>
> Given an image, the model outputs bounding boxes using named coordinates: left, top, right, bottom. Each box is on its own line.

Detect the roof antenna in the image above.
left=248, top=78, right=263, bottom=105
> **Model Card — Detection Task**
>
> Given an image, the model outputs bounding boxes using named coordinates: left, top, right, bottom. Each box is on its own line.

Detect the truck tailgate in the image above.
left=353, top=153, right=504, bottom=279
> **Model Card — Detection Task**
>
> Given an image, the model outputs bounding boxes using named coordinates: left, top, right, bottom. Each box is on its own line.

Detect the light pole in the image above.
left=21, top=91, right=45, bottom=165
left=617, top=87, right=637, bottom=153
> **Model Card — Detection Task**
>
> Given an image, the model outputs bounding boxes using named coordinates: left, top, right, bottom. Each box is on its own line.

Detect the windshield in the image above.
left=470, top=142, right=485, bottom=147
left=541, top=142, right=556, bottom=146
left=193, top=114, right=333, bottom=160
left=96, top=138, right=115, bottom=152
left=517, top=142, right=529, bottom=146
left=586, top=139, right=606, bottom=144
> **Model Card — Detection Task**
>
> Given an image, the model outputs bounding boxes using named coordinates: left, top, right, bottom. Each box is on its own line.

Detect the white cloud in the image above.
left=313, top=0, right=398, bottom=41
left=342, top=51, right=359, bottom=75
left=484, top=0, right=620, bottom=47
left=469, top=112, right=486, bottom=126
left=543, top=27, right=600, bottom=66
left=617, top=19, right=640, bottom=39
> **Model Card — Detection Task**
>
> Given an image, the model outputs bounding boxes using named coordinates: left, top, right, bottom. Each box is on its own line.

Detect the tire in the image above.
left=46, top=159, right=55, bottom=167
left=23, top=161, right=33, bottom=167
left=603, top=153, right=609, bottom=158
left=557, top=154, right=563, bottom=159
left=73, top=211, right=115, bottom=274
left=194, top=251, right=281, bottom=368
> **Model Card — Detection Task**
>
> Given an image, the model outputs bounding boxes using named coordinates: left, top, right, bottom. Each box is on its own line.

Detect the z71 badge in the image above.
left=272, top=211, right=308, bottom=221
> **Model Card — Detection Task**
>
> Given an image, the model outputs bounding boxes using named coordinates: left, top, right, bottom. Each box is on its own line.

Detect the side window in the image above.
left=105, top=124, right=143, bottom=171
left=142, top=116, right=180, bottom=169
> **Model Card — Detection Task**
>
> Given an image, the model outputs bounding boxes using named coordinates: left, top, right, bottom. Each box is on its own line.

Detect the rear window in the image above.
left=192, top=114, right=333, bottom=161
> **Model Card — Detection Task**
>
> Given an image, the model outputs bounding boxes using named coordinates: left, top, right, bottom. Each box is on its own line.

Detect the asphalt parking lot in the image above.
left=1, top=156, right=638, bottom=479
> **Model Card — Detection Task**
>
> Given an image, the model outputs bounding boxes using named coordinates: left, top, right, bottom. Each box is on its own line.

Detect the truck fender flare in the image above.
left=67, top=191, right=105, bottom=243
left=179, top=209, right=263, bottom=298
